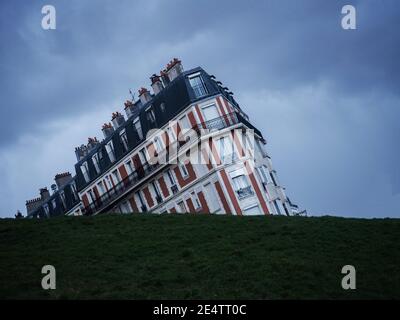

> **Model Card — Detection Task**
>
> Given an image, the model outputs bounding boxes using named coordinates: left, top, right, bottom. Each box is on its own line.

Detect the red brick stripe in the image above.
left=244, top=161, right=270, bottom=215
left=197, top=191, right=210, bottom=213
left=128, top=197, right=138, bottom=212
left=220, top=169, right=242, bottom=215
left=214, top=181, right=231, bottom=214
left=216, top=96, right=230, bottom=126
left=186, top=198, right=196, bottom=213
left=143, top=186, right=154, bottom=208
left=195, top=105, right=206, bottom=128
left=158, top=176, right=170, bottom=198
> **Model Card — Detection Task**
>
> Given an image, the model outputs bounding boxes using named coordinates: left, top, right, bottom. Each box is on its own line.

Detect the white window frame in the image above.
left=179, top=163, right=189, bottom=177
left=119, top=129, right=129, bottom=153
left=188, top=72, right=207, bottom=98
left=125, top=159, right=134, bottom=175
left=81, top=161, right=90, bottom=183
left=92, top=153, right=101, bottom=174
left=133, top=117, right=143, bottom=140
left=105, top=141, right=116, bottom=163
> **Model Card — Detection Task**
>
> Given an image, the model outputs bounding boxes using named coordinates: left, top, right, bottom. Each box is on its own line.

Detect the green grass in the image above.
left=0, top=214, right=399, bottom=299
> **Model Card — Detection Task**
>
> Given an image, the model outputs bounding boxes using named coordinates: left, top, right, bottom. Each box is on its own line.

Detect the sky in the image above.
left=0, top=0, right=399, bottom=218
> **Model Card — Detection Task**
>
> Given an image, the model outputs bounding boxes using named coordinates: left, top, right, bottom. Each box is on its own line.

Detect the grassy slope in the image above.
left=0, top=214, right=399, bottom=299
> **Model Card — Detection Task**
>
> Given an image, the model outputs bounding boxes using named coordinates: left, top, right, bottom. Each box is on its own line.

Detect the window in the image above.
left=51, top=199, right=57, bottom=210
left=133, top=117, right=143, bottom=140
left=139, top=148, right=148, bottom=164
left=202, top=104, right=219, bottom=121
left=92, top=153, right=101, bottom=174
left=166, top=169, right=176, bottom=185
left=152, top=181, right=162, bottom=203
left=191, top=192, right=201, bottom=210
left=231, top=171, right=253, bottom=200
left=60, top=191, right=66, bottom=209
left=177, top=201, right=186, bottom=213
left=256, top=166, right=270, bottom=185
left=125, top=160, right=134, bottom=175
left=105, top=141, right=116, bottom=162
left=219, top=136, right=234, bottom=164
left=160, top=102, right=166, bottom=113
left=189, top=73, right=207, bottom=98
left=81, top=161, right=90, bottom=183
left=88, top=189, right=96, bottom=203
left=135, top=191, right=146, bottom=211
left=43, top=204, right=50, bottom=217
left=146, top=107, right=156, bottom=123
left=243, top=205, right=262, bottom=216
left=105, top=176, right=113, bottom=190
left=179, top=115, right=190, bottom=131
left=154, top=137, right=163, bottom=153
left=179, top=163, right=189, bottom=177
left=111, top=169, right=120, bottom=184
left=97, top=181, right=106, bottom=196
left=70, top=181, right=78, bottom=201
left=120, top=129, right=129, bottom=153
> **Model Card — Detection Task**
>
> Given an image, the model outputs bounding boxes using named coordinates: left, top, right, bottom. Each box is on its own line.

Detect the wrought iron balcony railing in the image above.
left=82, top=111, right=261, bottom=215
left=83, top=162, right=160, bottom=215
left=236, top=186, right=254, bottom=200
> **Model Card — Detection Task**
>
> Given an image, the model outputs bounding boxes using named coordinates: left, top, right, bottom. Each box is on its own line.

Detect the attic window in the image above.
left=188, top=73, right=207, bottom=98
left=146, top=107, right=156, bottom=123
left=160, top=102, right=166, bottom=113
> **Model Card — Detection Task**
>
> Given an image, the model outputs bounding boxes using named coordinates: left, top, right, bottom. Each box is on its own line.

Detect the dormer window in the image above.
left=81, top=161, right=90, bottom=183
left=160, top=102, right=166, bottom=113
left=133, top=117, right=143, bottom=140
left=60, top=190, right=67, bottom=210
left=188, top=73, right=207, bottom=98
left=119, top=129, right=129, bottom=153
left=70, top=181, right=78, bottom=201
left=92, top=153, right=101, bottom=174
left=105, top=141, right=116, bottom=162
left=43, top=204, right=50, bottom=217
left=146, top=107, right=156, bottom=123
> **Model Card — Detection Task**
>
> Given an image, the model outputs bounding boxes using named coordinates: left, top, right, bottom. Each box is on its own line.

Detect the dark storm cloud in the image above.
left=0, top=0, right=399, bottom=217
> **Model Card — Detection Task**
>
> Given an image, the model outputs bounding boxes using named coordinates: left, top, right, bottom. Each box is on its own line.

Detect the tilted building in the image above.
left=25, top=59, right=301, bottom=218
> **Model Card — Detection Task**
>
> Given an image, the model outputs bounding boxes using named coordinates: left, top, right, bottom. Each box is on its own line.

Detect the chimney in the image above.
left=40, top=187, right=50, bottom=201
left=102, top=122, right=114, bottom=138
left=160, top=70, right=170, bottom=87
left=138, top=87, right=152, bottom=105
left=150, top=74, right=164, bottom=95
left=111, top=112, right=125, bottom=129
left=87, top=137, right=100, bottom=151
left=165, top=58, right=183, bottom=81
left=124, top=100, right=135, bottom=118
left=54, top=172, right=72, bottom=189
left=25, top=197, right=42, bottom=215
left=75, top=144, right=88, bottom=161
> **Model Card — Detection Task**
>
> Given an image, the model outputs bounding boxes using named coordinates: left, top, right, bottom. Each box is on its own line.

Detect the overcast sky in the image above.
left=0, top=0, right=399, bottom=218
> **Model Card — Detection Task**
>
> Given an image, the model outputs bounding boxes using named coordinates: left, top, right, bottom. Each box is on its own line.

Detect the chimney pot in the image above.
left=138, top=87, right=152, bottom=104
left=124, top=100, right=136, bottom=117
left=111, top=112, right=125, bottom=129
left=54, top=172, right=72, bottom=189
left=165, top=58, right=183, bottom=81
left=150, top=74, right=164, bottom=95
left=102, top=122, right=115, bottom=139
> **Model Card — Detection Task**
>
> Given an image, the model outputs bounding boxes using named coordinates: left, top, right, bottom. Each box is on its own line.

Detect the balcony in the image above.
left=195, top=112, right=238, bottom=132
left=83, top=162, right=161, bottom=215
left=82, top=112, right=263, bottom=215
left=236, top=186, right=254, bottom=200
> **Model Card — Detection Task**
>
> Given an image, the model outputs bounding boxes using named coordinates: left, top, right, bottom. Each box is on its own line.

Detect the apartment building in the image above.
left=25, top=59, right=300, bottom=218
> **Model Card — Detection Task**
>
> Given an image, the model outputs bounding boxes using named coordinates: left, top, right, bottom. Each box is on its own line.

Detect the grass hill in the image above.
left=0, top=214, right=399, bottom=299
